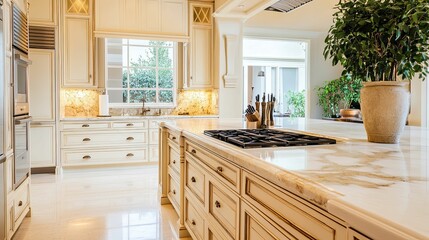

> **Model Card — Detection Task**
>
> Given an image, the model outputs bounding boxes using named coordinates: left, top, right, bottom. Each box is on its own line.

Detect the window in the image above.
left=105, top=38, right=177, bottom=107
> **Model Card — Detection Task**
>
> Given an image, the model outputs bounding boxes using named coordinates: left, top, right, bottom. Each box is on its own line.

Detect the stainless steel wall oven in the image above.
left=12, top=3, right=31, bottom=189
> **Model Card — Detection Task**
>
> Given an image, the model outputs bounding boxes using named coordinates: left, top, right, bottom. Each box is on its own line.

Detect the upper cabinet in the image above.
left=62, top=0, right=95, bottom=88
left=28, top=0, right=56, bottom=25
left=184, top=2, right=213, bottom=89
left=94, top=0, right=188, bottom=40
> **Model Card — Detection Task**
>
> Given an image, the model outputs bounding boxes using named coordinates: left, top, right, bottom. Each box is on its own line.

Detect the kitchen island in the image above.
left=158, top=118, right=429, bottom=240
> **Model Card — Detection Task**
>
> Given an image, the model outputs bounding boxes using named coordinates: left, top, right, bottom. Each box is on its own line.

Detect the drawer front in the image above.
left=61, top=122, right=110, bottom=130
left=185, top=156, right=205, bottom=204
left=209, top=178, right=239, bottom=239
left=112, top=120, right=148, bottom=129
left=242, top=171, right=346, bottom=240
left=168, top=173, right=181, bottom=213
left=185, top=140, right=240, bottom=193
left=149, top=128, right=159, bottom=144
left=241, top=201, right=295, bottom=240
left=168, top=146, right=180, bottom=174
left=185, top=196, right=205, bottom=240
left=14, top=179, right=30, bottom=220
left=62, top=131, right=147, bottom=148
left=62, top=148, right=147, bottom=166
left=168, top=131, right=180, bottom=145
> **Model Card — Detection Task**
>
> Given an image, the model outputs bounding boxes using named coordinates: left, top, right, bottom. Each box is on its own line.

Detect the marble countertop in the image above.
left=162, top=118, right=429, bottom=240
left=60, top=115, right=218, bottom=121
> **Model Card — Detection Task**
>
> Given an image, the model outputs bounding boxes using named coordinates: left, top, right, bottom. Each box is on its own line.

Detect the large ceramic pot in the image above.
left=360, top=81, right=410, bottom=143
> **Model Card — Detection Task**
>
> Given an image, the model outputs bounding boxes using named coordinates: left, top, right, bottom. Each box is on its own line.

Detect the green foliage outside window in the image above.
left=285, top=90, right=305, bottom=118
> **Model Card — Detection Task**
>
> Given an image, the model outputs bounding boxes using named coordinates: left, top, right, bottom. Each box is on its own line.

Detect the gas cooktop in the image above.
left=203, top=129, right=336, bottom=148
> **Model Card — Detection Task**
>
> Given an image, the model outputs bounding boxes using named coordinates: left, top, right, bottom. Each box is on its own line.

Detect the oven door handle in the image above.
left=14, top=116, right=32, bottom=124
left=15, top=53, right=32, bottom=65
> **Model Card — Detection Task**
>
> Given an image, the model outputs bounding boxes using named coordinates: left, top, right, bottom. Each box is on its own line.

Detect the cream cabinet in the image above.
left=94, top=0, right=187, bottom=38
left=148, top=119, right=160, bottom=162
left=28, top=0, right=55, bottom=25
left=184, top=2, right=213, bottom=89
left=30, top=124, right=56, bottom=168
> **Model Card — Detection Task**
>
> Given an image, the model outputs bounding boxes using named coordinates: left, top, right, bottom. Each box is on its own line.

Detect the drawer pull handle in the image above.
left=215, top=200, right=221, bottom=208
left=191, top=149, right=196, bottom=154
left=82, top=138, right=91, bottom=142
left=191, top=220, right=196, bottom=226
left=217, top=166, right=223, bottom=173
left=191, top=176, right=196, bottom=183
left=172, top=136, right=176, bottom=140
left=173, top=190, right=176, bottom=195
left=82, top=124, right=89, bottom=127
left=83, top=155, right=91, bottom=160
left=172, top=160, right=176, bottom=164
left=127, top=137, right=134, bottom=141
left=126, top=153, right=134, bottom=157
left=18, top=201, right=23, bottom=207
left=126, top=123, right=134, bottom=127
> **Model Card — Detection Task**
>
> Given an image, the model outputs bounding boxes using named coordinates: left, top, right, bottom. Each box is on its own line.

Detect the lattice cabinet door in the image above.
left=192, top=4, right=212, bottom=25
left=66, top=0, right=90, bottom=15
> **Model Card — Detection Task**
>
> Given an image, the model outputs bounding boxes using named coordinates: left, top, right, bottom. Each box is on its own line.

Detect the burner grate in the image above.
left=204, top=129, right=336, bottom=148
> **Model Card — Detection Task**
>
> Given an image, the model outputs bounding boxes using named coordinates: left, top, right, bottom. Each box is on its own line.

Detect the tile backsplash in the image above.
left=61, top=89, right=218, bottom=117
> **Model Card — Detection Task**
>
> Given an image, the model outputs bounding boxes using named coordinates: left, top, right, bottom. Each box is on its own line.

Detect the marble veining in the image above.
left=162, top=118, right=429, bottom=239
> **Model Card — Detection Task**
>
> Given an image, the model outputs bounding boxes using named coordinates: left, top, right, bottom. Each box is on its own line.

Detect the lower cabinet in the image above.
left=30, top=123, right=56, bottom=168
left=6, top=177, right=31, bottom=240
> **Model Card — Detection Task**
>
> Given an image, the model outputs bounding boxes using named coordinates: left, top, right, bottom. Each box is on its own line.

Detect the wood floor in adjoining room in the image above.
left=13, top=165, right=181, bottom=240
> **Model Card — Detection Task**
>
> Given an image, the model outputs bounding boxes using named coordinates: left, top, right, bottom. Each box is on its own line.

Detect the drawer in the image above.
left=168, top=146, right=180, bottom=174
left=185, top=140, right=240, bottom=193
left=62, top=148, right=147, bottom=166
left=112, top=120, right=148, bottom=129
left=14, top=179, right=30, bottom=220
left=185, top=196, right=205, bottom=240
left=149, top=128, right=159, bottom=144
left=209, top=178, right=239, bottom=239
left=61, top=122, right=110, bottom=130
left=242, top=171, right=347, bottom=240
left=61, top=130, right=147, bottom=148
left=168, top=131, right=180, bottom=145
left=168, top=173, right=181, bottom=213
left=185, top=156, right=205, bottom=204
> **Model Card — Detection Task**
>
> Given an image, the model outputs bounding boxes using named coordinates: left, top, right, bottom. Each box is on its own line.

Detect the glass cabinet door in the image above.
left=66, top=0, right=90, bottom=15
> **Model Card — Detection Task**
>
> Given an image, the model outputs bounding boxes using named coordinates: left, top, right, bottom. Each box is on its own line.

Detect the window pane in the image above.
left=107, top=68, right=128, bottom=88
left=158, top=47, right=173, bottom=68
left=108, top=90, right=128, bottom=103
left=129, top=46, right=155, bottom=67
left=143, top=90, right=156, bottom=103
left=158, top=69, right=173, bottom=88
left=159, top=90, right=173, bottom=103
left=158, top=41, right=173, bottom=47
left=129, top=39, right=151, bottom=45
left=106, top=38, right=125, bottom=45
left=107, top=45, right=127, bottom=67
left=129, top=90, right=156, bottom=103
left=129, top=68, right=156, bottom=88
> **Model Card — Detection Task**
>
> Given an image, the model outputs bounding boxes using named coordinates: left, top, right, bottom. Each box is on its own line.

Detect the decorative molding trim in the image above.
left=223, top=34, right=238, bottom=88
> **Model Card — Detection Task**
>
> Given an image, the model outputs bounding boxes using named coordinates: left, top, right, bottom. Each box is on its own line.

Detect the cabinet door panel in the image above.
left=95, top=0, right=121, bottom=31
left=30, top=124, right=56, bottom=168
left=64, top=18, right=93, bottom=87
left=161, top=0, right=186, bottom=35
left=143, top=0, right=160, bottom=32
left=191, top=27, right=212, bottom=88
left=28, top=0, right=55, bottom=25
left=29, top=49, right=55, bottom=121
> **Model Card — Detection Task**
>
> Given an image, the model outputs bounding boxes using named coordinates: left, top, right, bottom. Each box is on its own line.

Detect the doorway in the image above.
left=243, top=38, right=308, bottom=117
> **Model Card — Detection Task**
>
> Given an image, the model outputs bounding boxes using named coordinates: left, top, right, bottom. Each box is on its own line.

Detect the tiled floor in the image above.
left=13, top=165, right=182, bottom=240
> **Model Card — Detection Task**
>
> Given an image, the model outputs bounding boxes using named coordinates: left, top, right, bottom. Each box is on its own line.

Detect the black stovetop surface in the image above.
left=203, top=129, right=336, bottom=148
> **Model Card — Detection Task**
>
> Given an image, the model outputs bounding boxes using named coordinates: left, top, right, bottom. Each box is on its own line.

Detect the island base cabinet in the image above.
left=348, top=229, right=372, bottom=240
left=185, top=194, right=205, bottom=240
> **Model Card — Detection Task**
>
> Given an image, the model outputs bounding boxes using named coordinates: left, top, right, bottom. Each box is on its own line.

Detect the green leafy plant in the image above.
left=324, top=0, right=429, bottom=81
left=317, top=75, right=362, bottom=117
left=285, top=90, right=305, bottom=118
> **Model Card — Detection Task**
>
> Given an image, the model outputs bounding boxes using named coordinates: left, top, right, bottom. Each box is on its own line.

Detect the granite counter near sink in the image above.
left=160, top=117, right=429, bottom=240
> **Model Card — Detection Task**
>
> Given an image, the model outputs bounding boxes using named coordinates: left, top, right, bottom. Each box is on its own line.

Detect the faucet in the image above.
left=141, top=97, right=151, bottom=115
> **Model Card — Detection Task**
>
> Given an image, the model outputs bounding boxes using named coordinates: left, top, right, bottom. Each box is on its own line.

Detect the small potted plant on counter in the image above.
left=324, top=0, right=429, bottom=143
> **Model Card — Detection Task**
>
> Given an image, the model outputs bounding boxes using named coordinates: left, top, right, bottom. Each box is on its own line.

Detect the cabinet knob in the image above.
left=82, top=138, right=91, bottom=142
left=217, top=166, right=223, bottom=173
left=173, top=190, right=176, bottom=195
left=191, top=220, right=196, bottom=225
left=191, top=176, right=196, bottom=183
left=126, top=123, right=134, bottom=127
left=83, top=155, right=91, bottom=160
left=172, top=136, right=176, bottom=140
left=89, top=74, right=92, bottom=79
left=127, top=137, right=134, bottom=141
left=172, top=160, right=176, bottom=164
left=191, top=149, right=196, bottom=154
left=126, top=153, right=134, bottom=157
left=215, top=200, right=221, bottom=208
left=82, top=124, right=90, bottom=127
left=18, top=201, right=23, bottom=207
left=190, top=76, right=193, bottom=80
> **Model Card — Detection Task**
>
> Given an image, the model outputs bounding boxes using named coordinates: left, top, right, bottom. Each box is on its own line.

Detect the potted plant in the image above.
left=324, top=0, right=429, bottom=143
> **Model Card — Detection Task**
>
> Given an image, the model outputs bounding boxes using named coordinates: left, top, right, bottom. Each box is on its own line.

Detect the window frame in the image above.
left=104, top=38, right=178, bottom=108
